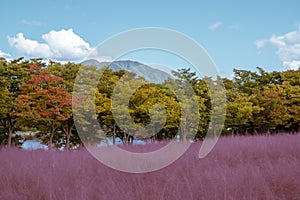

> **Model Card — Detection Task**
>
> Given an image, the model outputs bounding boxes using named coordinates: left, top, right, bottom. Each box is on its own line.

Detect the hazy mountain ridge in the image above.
left=81, top=59, right=171, bottom=83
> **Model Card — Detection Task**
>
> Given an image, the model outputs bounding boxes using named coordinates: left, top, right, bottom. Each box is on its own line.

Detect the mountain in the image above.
left=81, top=59, right=172, bottom=83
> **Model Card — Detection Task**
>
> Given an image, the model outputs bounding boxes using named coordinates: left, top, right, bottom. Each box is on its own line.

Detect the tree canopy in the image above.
left=0, top=57, right=299, bottom=149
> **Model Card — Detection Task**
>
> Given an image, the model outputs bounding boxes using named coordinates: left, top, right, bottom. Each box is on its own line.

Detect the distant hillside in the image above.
left=81, top=59, right=171, bottom=83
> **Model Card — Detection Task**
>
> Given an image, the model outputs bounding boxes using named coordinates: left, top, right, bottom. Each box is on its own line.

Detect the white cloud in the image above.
left=8, top=29, right=91, bottom=61
left=87, top=49, right=112, bottom=63
left=95, top=56, right=112, bottom=63
left=283, top=61, right=300, bottom=70
left=0, top=50, right=11, bottom=58
left=209, top=22, right=222, bottom=31
left=254, top=39, right=267, bottom=49
left=42, top=29, right=91, bottom=60
left=21, top=19, right=42, bottom=26
left=255, top=26, right=300, bottom=70
left=8, top=33, right=52, bottom=58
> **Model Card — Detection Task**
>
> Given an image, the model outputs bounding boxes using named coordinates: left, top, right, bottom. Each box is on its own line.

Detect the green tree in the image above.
left=225, top=92, right=261, bottom=135
left=129, top=83, right=180, bottom=140
left=280, top=70, right=300, bottom=132
left=250, top=84, right=288, bottom=133
left=48, top=61, right=80, bottom=149
left=0, top=57, right=33, bottom=146
left=171, top=68, right=210, bottom=140
left=95, top=68, right=125, bottom=144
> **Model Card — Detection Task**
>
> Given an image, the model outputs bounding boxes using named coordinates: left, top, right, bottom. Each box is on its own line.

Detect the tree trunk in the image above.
left=7, top=127, right=13, bottom=147
left=123, top=132, right=127, bottom=144
left=1, top=116, right=16, bottom=147
left=62, top=118, right=74, bottom=150
left=49, top=125, right=56, bottom=150
left=180, top=125, right=185, bottom=141
left=66, top=133, right=71, bottom=150
left=254, top=128, right=258, bottom=135
left=49, top=132, right=53, bottom=149
left=152, top=134, right=156, bottom=142
left=182, top=132, right=187, bottom=141
left=112, top=122, right=116, bottom=144
left=152, top=126, right=155, bottom=141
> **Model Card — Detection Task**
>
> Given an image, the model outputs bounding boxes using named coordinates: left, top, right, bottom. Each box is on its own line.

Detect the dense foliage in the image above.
left=0, top=57, right=299, bottom=148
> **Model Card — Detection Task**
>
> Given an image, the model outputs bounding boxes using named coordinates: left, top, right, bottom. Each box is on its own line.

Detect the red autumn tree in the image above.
left=15, top=65, right=72, bottom=149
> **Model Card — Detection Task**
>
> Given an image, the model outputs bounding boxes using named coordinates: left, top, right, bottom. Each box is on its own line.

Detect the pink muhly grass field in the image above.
left=0, top=134, right=300, bottom=200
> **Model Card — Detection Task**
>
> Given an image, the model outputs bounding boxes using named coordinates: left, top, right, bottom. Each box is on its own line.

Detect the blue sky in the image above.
left=1, top=0, right=300, bottom=77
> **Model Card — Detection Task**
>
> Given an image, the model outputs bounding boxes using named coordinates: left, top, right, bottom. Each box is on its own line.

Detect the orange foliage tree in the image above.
left=15, top=65, right=72, bottom=148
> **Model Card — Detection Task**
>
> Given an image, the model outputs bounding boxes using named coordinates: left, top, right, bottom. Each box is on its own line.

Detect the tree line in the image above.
left=0, top=57, right=299, bottom=149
